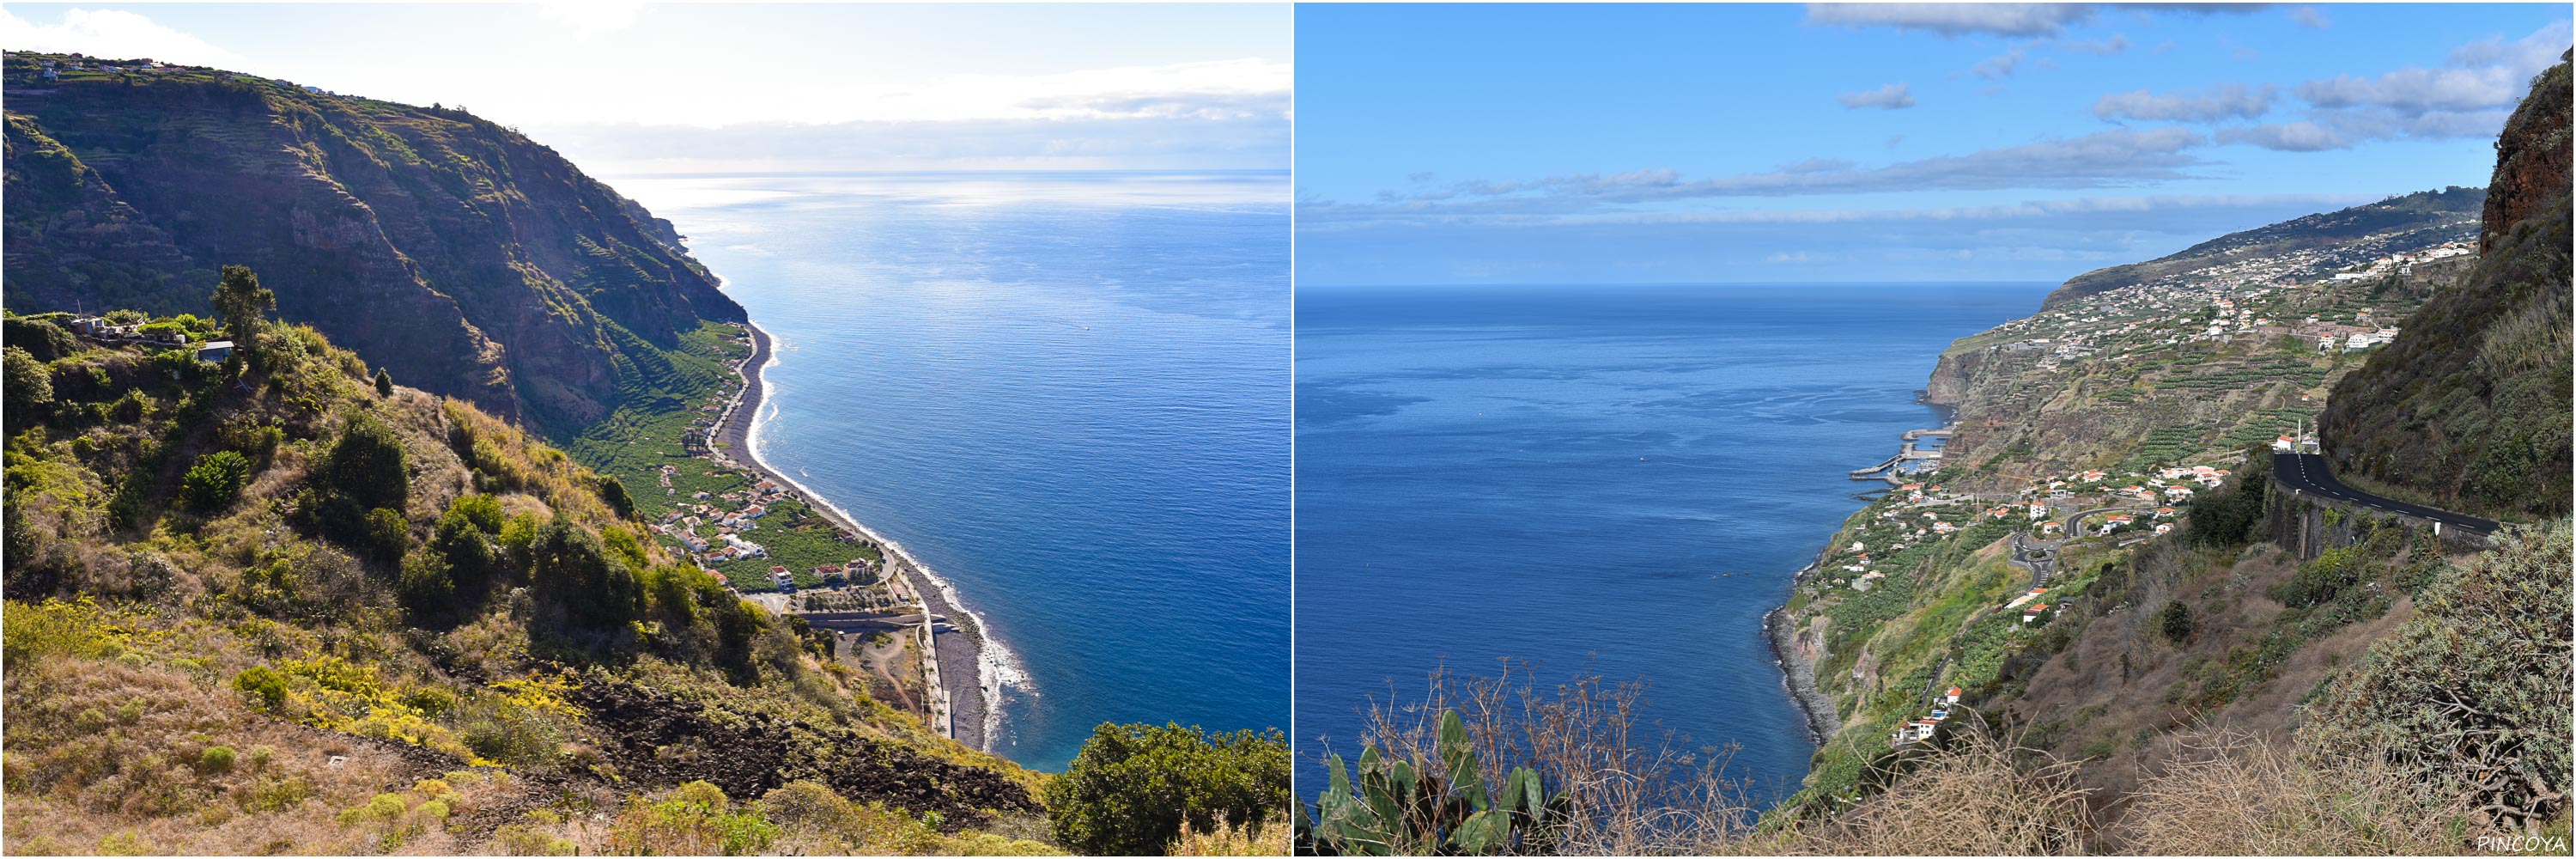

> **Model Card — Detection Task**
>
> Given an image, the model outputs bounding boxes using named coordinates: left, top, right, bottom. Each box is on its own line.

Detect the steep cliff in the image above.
left=0, top=52, right=744, bottom=436
left=2321, top=54, right=2572, bottom=520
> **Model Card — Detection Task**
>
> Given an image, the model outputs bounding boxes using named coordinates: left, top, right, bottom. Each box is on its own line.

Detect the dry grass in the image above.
left=1312, top=668, right=2536, bottom=856
left=2116, top=728, right=2477, bottom=855
left=1763, top=732, right=2094, bottom=856
left=1336, top=664, right=1767, bottom=856
left=1172, top=818, right=1289, bottom=856
left=0, top=649, right=459, bottom=856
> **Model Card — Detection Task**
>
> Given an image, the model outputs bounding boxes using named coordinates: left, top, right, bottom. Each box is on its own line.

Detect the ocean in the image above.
left=622, top=171, right=1291, bottom=771
left=1293, top=283, right=2052, bottom=802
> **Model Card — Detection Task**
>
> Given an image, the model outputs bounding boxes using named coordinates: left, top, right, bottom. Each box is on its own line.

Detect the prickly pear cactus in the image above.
left=1293, top=710, right=1564, bottom=856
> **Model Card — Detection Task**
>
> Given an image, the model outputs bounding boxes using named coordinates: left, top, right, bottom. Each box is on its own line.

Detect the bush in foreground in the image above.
left=1047, top=722, right=1290, bottom=856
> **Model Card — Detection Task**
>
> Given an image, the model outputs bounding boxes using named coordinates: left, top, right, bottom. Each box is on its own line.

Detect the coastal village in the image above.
left=1968, top=237, right=2472, bottom=375
left=564, top=320, right=980, bottom=740
left=1781, top=204, right=2476, bottom=758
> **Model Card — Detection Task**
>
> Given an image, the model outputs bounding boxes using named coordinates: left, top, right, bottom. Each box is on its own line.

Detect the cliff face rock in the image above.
left=1923, top=348, right=1982, bottom=407
left=2322, top=56, right=2572, bottom=520
left=2482, top=51, right=2575, bottom=253
left=0, top=53, right=744, bottom=433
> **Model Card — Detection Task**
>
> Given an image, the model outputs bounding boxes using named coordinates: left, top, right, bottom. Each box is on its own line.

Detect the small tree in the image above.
left=180, top=450, right=254, bottom=513
left=2158, top=600, right=2195, bottom=645
left=208, top=265, right=275, bottom=361
left=374, top=367, right=394, bottom=397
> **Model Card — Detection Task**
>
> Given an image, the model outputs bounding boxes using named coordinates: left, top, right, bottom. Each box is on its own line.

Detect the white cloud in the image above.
left=2094, top=84, right=2275, bottom=122
left=2058, top=34, right=2130, bottom=56
left=1807, top=3, right=2263, bottom=39
left=2214, top=120, right=2348, bottom=151
left=2215, top=20, right=2571, bottom=151
left=0, top=7, right=240, bottom=66
left=1807, top=3, right=2099, bottom=38
left=1304, top=128, right=2216, bottom=224
left=2295, top=21, right=2570, bottom=116
left=646, top=58, right=1293, bottom=127
left=1971, top=47, right=2026, bottom=79
left=538, top=112, right=1290, bottom=174
left=2298, top=65, right=2531, bottom=114
left=1837, top=82, right=1917, bottom=109
left=2217, top=107, right=2512, bottom=152
left=2291, top=6, right=2330, bottom=28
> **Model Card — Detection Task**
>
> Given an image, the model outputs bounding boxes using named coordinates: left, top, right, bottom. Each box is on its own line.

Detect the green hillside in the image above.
left=0, top=52, right=744, bottom=438
left=0, top=283, right=1072, bottom=854
left=1762, top=55, right=2573, bottom=851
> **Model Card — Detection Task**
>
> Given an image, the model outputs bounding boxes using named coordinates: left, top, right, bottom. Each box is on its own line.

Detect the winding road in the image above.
left=2273, top=452, right=2499, bottom=536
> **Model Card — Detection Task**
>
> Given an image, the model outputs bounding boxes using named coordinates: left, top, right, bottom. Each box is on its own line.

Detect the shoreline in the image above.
left=1764, top=371, right=1970, bottom=760
left=1767, top=560, right=1844, bottom=746
left=710, top=320, right=1022, bottom=754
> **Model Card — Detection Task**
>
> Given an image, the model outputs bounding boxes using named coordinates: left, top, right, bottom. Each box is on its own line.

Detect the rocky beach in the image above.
left=1767, top=564, right=1844, bottom=745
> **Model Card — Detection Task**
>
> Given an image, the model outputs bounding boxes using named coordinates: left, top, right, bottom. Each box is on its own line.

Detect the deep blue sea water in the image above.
left=623, top=171, right=1290, bottom=771
left=1293, top=283, right=2051, bottom=803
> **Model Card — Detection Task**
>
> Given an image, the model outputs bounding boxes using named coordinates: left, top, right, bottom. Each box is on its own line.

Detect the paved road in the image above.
left=2273, top=452, right=2499, bottom=535
left=2008, top=530, right=2060, bottom=588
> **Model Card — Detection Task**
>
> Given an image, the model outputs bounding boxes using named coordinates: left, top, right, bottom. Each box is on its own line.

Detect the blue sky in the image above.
left=1, top=3, right=1291, bottom=174
left=1296, top=3, right=2571, bottom=285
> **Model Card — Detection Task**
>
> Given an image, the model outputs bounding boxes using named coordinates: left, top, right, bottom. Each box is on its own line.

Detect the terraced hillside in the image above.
left=1768, top=58, right=2572, bottom=845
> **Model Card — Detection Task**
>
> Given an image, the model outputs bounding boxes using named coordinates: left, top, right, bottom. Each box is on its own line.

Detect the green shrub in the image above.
left=398, top=550, right=456, bottom=620
left=527, top=515, right=643, bottom=636
left=5, top=345, right=56, bottom=425
left=2158, top=601, right=2195, bottom=645
left=2184, top=448, right=2271, bottom=547
left=199, top=746, right=237, bottom=773
left=179, top=450, right=253, bottom=514
left=337, top=792, right=408, bottom=825
left=3, top=315, right=78, bottom=362
left=607, top=783, right=778, bottom=856
left=1047, top=722, right=1290, bottom=856
left=495, top=825, right=578, bottom=856
left=598, top=474, right=635, bottom=519
left=2299, top=520, right=2573, bottom=828
left=2275, top=546, right=2367, bottom=608
left=216, top=416, right=284, bottom=464
left=366, top=507, right=410, bottom=563
left=306, top=413, right=409, bottom=547
left=236, top=776, right=313, bottom=812
left=233, top=666, right=288, bottom=711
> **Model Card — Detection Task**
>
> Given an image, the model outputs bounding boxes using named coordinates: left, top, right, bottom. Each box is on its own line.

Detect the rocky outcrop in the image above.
left=2482, top=51, right=2574, bottom=253
left=566, top=682, right=1039, bottom=830
left=0, top=53, right=744, bottom=433
left=1923, top=348, right=1982, bottom=407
